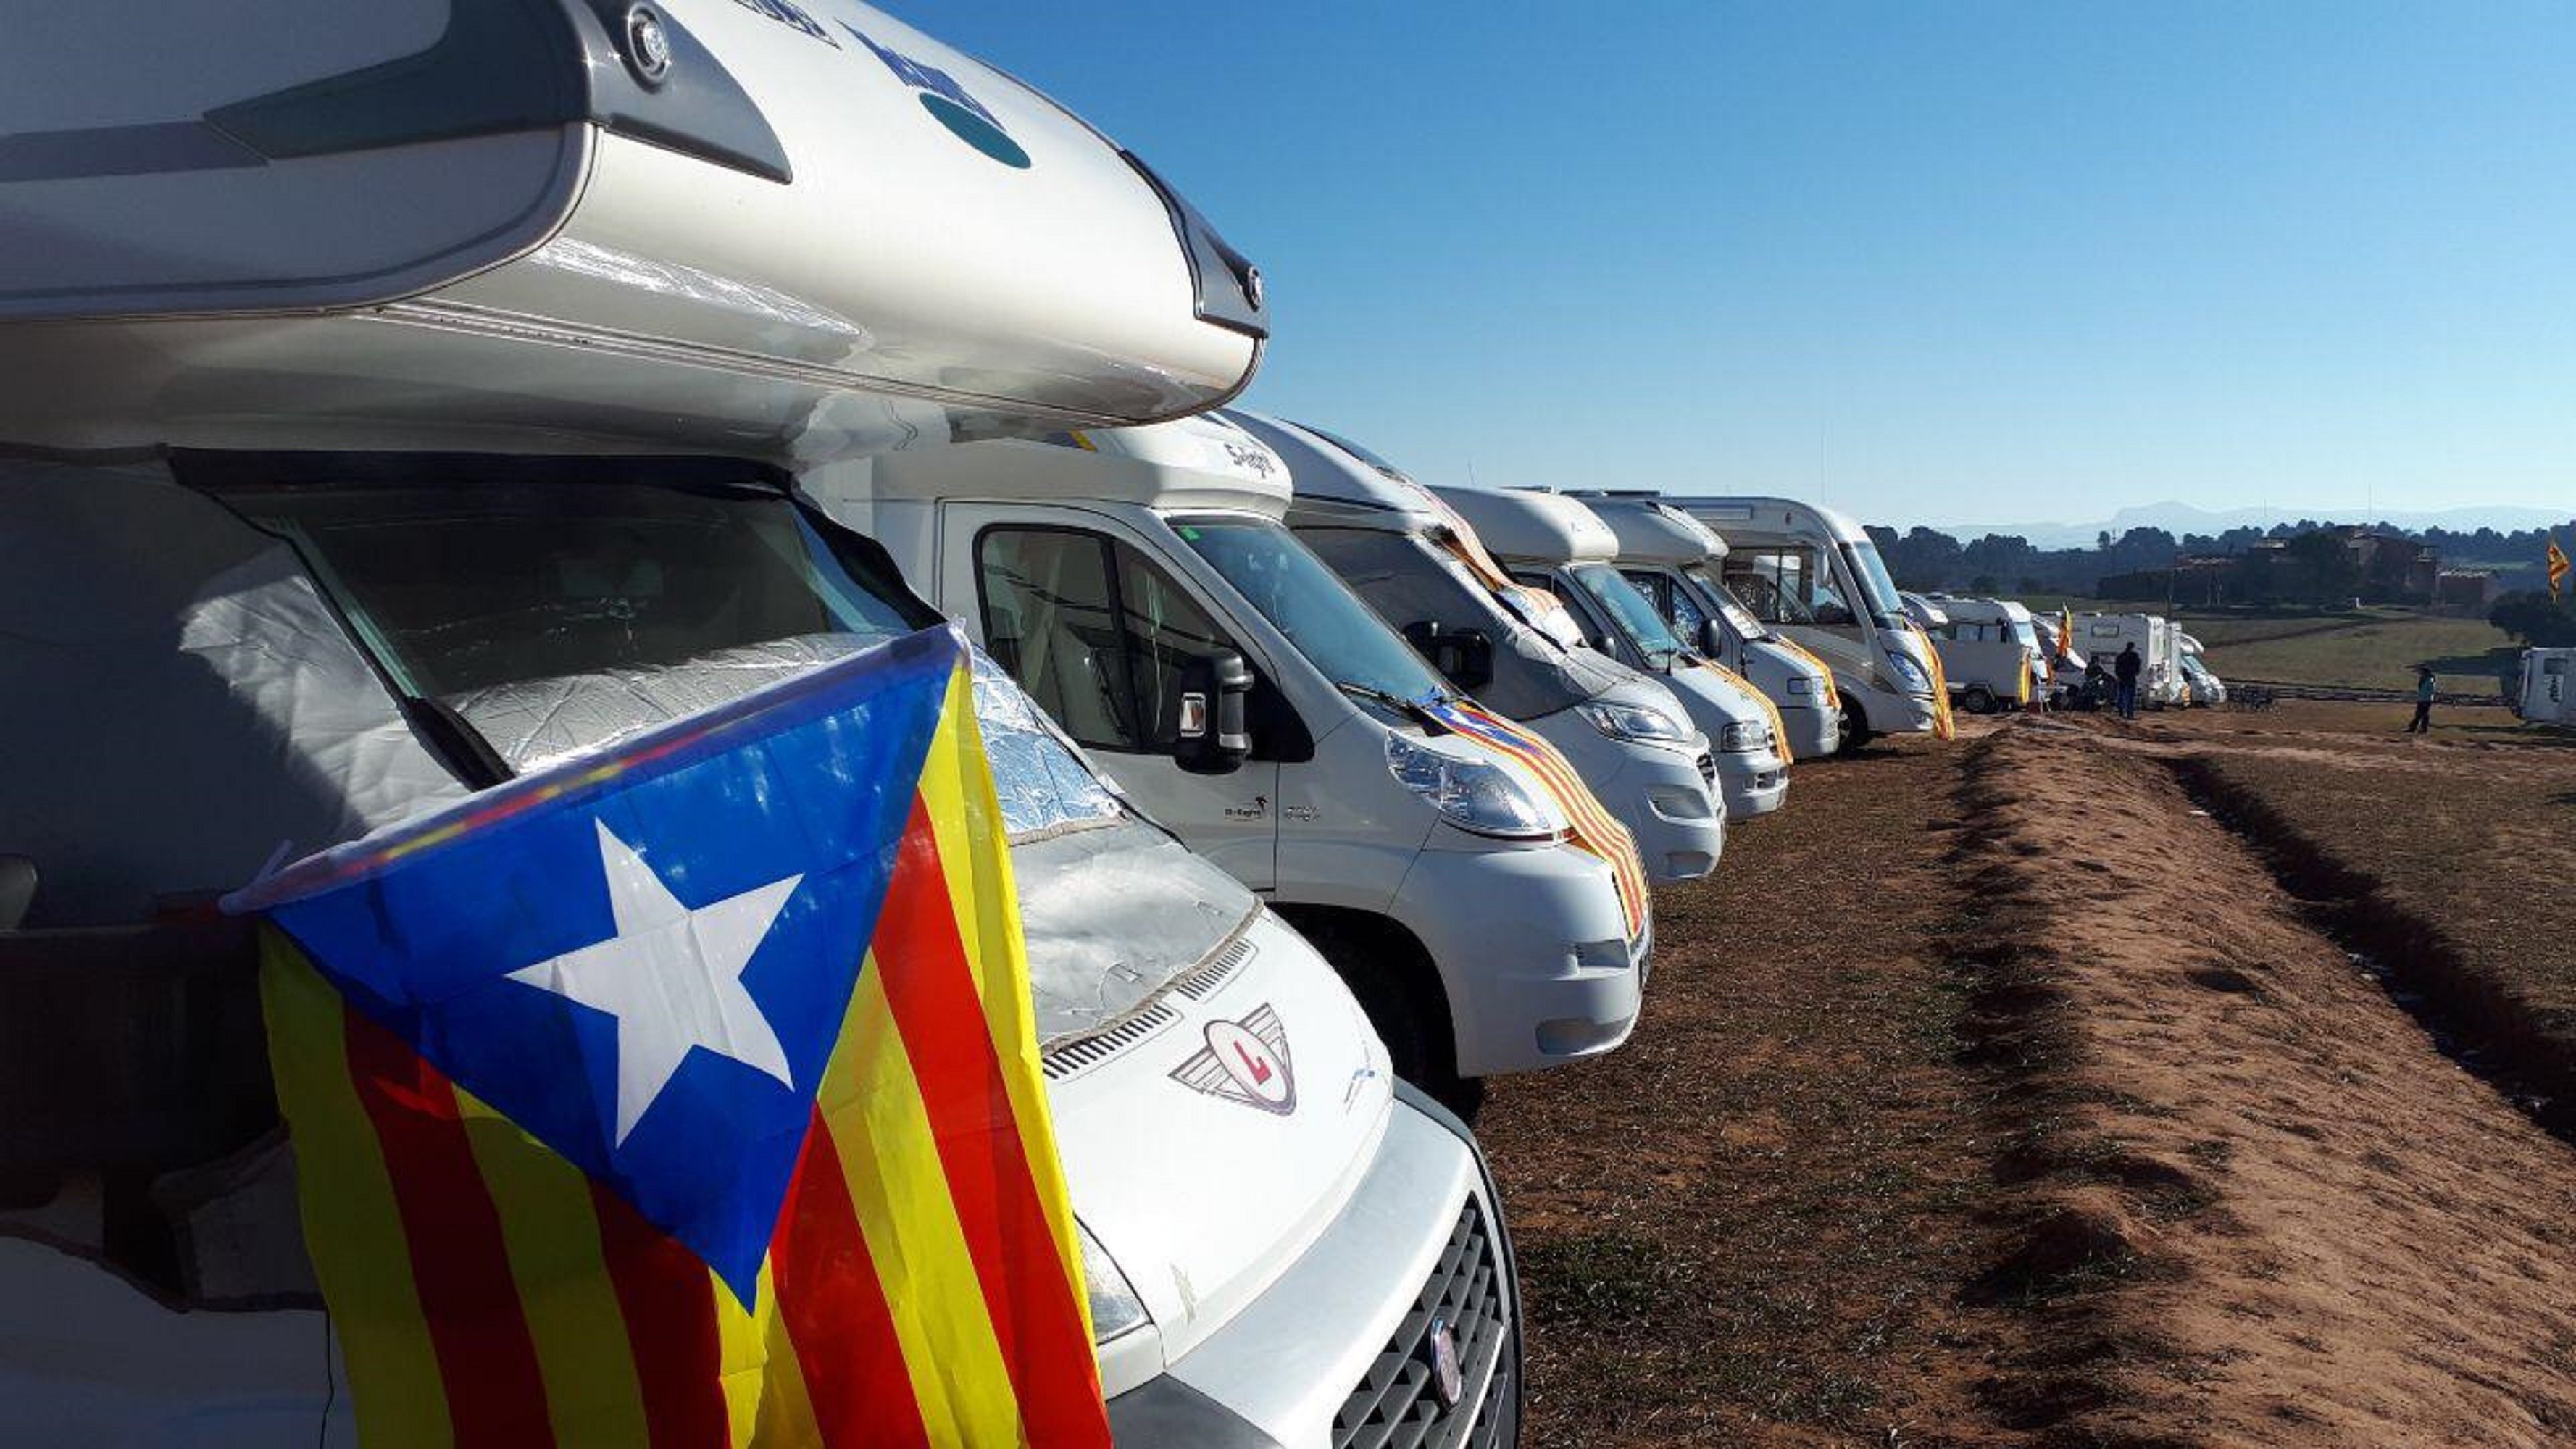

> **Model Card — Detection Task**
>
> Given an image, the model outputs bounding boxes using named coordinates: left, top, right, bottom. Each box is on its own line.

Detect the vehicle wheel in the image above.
left=1962, top=684, right=1997, bottom=714
left=1835, top=692, right=1874, bottom=753
left=1287, top=911, right=1482, bottom=1121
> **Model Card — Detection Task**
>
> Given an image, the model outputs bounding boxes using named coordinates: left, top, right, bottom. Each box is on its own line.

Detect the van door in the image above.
left=944, top=504, right=1280, bottom=889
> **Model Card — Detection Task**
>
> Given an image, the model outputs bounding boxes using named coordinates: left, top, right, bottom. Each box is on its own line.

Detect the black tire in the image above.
left=1962, top=684, right=1997, bottom=715
left=1283, top=909, right=1483, bottom=1121
left=1835, top=691, right=1875, bottom=753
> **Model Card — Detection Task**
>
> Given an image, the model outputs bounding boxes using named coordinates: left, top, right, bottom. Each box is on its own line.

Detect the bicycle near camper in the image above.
left=0, top=4, right=1519, bottom=1443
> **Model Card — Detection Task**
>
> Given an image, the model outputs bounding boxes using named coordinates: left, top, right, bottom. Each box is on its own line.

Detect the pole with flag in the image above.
left=227, top=625, right=1111, bottom=1448
left=2550, top=535, right=2569, bottom=602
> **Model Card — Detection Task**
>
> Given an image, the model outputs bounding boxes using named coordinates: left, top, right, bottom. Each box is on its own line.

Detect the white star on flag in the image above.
left=509, top=820, right=801, bottom=1147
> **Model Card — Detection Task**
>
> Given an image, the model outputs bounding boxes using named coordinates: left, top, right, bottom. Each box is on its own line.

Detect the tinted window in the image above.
left=1177, top=517, right=1449, bottom=704
left=977, top=527, right=1242, bottom=753
left=1570, top=563, right=1688, bottom=663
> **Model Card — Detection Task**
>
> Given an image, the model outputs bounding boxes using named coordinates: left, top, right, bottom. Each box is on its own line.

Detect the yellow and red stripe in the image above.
left=1904, top=623, right=1959, bottom=740
left=1433, top=698, right=1651, bottom=938
left=260, top=659, right=1109, bottom=1448
left=1691, top=659, right=1793, bottom=767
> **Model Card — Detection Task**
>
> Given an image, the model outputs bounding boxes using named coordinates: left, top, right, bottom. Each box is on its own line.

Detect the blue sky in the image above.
left=903, top=3, right=2575, bottom=529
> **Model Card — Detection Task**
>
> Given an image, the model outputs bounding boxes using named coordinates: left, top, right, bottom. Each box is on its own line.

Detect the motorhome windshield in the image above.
left=1568, top=563, right=1688, bottom=665
left=1299, top=525, right=1622, bottom=719
left=1175, top=516, right=1455, bottom=707
left=226, top=479, right=917, bottom=698
left=1681, top=564, right=1772, bottom=640
left=1843, top=539, right=1906, bottom=620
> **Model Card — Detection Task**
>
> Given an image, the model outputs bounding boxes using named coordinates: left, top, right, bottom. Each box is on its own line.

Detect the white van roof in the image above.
left=1663, top=496, right=1870, bottom=547
left=1430, top=487, right=1619, bottom=566
left=1567, top=495, right=1726, bottom=567
left=871, top=413, right=1291, bottom=518
left=0, top=2, right=1264, bottom=460
left=1227, top=411, right=1448, bottom=530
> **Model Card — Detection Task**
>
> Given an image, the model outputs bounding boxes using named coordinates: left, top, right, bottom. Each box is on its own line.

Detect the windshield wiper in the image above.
left=1335, top=680, right=1451, bottom=734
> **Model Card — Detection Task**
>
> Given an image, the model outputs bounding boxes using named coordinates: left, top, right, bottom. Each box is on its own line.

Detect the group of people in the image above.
left=2076, top=643, right=2151, bottom=720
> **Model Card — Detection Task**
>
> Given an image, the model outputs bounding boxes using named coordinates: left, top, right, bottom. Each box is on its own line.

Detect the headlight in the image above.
left=1575, top=699, right=1691, bottom=748
left=1385, top=733, right=1567, bottom=840
left=1719, top=721, right=1769, bottom=752
left=1077, top=1220, right=1149, bottom=1344
left=1785, top=675, right=1817, bottom=697
left=1883, top=651, right=1931, bottom=694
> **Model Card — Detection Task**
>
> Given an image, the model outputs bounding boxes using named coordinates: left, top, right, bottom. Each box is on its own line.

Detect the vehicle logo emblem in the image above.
left=1169, top=1004, right=1296, bottom=1115
left=844, top=25, right=1033, bottom=170
left=1427, top=1316, right=1465, bottom=1409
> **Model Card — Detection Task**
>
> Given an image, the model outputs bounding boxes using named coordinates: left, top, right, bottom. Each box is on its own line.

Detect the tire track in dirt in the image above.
left=1951, top=722, right=2576, bottom=1446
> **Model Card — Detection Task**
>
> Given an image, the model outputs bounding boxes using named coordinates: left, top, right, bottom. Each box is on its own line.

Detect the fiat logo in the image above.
left=1426, top=1316, right=1465, bottom=1409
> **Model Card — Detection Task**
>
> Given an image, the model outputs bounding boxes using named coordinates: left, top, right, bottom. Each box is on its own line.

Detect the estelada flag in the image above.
left=1420, top=695, right=1651, bottom=941
left=2549, top=535, right=2570, bottom=601
left=225, top=625, right=1109, bottom=1448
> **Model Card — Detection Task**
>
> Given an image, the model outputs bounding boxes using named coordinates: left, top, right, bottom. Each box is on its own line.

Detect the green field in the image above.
left=2185, top=610, right=2517, bottom=693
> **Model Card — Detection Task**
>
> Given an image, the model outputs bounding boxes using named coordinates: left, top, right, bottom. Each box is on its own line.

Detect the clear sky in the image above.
left=899, top=2, right=2575, bottom=529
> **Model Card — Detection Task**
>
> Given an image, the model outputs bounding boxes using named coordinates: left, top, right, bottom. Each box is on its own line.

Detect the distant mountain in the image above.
left=1912, top=501, right=2574, bottom=549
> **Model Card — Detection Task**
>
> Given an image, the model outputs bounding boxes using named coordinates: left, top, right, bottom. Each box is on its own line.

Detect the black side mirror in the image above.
left=1401, top=621, right=1494, bottom=691
left=1696, top=618, right=1727, bottom=660
left=1174, top=651, right=1254, bottom=775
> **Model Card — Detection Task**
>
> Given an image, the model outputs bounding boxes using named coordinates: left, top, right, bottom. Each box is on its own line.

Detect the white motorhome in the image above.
left=2073, top=613, right=2188, bottom=708
left=823, top=416, right=1652, bottom=1111
left=1664, top=498, right=1954, bottom=750
left=1570, top=493, right=1841, bottom=760
left=1924, top=596, right=2044, bottom=714
left=1433, top=488, right=1791, bottom=819
left=2517, top=648, right=2574, bottom=725
left=1237, top=414, right=1730, bottom=884
left=0, top=5, right=1517, bottom=1444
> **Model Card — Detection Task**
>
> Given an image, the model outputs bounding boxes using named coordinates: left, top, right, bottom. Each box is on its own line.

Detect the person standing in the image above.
left=2114, top=641, right=2143, bottom=721
left=2407, top=665, right=2437, bottom=734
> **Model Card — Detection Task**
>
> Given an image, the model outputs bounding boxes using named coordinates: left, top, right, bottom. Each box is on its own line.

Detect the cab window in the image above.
left=1725, top=546, right=1854, bottom=626
left=976, top=526, right=1241, bottom=755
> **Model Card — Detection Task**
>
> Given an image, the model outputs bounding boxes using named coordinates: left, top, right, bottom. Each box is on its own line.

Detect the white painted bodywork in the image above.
left=2519, top=648, right=2573, bottom=725
left=1925, top=596, right=2046, bottom=710
left=840, top=419, right=1647, bottom=1080
left=1665, top=496, right=1945, bottom=743
left=1576, top=494, right=1841, bottom=760
left=2073, top=611, right=2188, bottom=708
left=1240, top=415, right=1725, bottom=883
left=1436, top=487, right=1790, bottom=819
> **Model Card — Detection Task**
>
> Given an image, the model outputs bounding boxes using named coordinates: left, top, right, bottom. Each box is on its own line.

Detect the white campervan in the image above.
left=820, top=416, right=1652, bottom=1111
left=0, top=5, right=1517, bottom=1444
left=1571, top=493, right=1841, bottom=761
left=1433, top=488, right=1791, bottom=820
left=1237, top=414, right=1729, bottom=884
left=1665, top=498, right=1954, bottom=750
left=1923, top=596, right=2045, bottom=714
left=2073, top=613, right=2188, bottom=709
left=2517, top=648, right=2574, bottom=725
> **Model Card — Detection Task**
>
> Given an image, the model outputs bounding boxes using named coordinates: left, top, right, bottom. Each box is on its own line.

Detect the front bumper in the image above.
left=1597, top=748, right=1724, bottom=884
left=1393, top=838, right=1643, bottom=1078
left=1781, top=700, right=1838, bottom=759
left=1713, top=747, right=1788, bottom=819
left=1114, top=1093, right=1520, bottom=1448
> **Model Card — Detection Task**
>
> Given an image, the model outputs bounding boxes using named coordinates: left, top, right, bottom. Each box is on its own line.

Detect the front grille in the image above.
left=1693, top=751, right=1717, bottom=788
left=1334, top=1198, right=1513, bottom=1449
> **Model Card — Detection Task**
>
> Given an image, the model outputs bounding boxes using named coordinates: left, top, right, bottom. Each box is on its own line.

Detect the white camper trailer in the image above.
left=829, top=415, right=1653, bottom=1109
left=1924, top=596, right=2045, bottom=714
left=1664, top=498, right=1954, bottom=750
left=0, top=7, right=1517, bottom=1445
left=2073, top=613, right=2188, bottom=709
left=1570, top=493, right=1841, bottom=761
left=2518, top=648, right=2575, bottom=726
left=1238, top=414, right=1729, bottom=884
left=1432, top=488, right=1791, bottom=819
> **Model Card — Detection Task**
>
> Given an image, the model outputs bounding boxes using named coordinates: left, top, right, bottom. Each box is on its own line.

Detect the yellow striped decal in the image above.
left=1438, top=701, right=1651, bottom=938
left=1772, top=636, right=1839, bottom=710
left=1693, top=659, right=1793, bottom=767
left=257, top=934, right=456, bottom=1449
left=1906, top=623, right=1959, bottom=740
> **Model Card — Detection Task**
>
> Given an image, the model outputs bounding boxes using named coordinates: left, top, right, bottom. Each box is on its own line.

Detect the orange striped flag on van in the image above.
left=231, top=627, right=1109, bottom=1448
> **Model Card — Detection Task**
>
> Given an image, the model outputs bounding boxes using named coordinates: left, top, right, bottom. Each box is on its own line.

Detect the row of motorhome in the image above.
left=0, top=4, right=1980, bottom=1441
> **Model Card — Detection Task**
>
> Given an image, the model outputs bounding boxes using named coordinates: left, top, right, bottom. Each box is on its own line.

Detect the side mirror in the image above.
left=1173, top=651, right=1254, bottom=775
left=1814, top=602, right=1856, bottom=627
left=1696, top=618, right=1727, bottom=659
left=1401, top=621, right=1495, bottom=691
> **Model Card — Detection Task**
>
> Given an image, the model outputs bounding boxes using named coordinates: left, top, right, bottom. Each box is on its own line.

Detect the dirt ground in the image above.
left=1482, top=704, right=2576, bottom=1446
